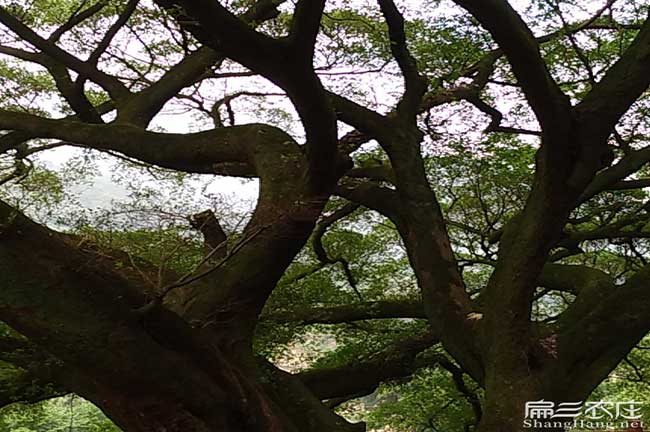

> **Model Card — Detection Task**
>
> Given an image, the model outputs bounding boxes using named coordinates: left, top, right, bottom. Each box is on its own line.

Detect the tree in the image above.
left=1, top=0, right=650, bottom=430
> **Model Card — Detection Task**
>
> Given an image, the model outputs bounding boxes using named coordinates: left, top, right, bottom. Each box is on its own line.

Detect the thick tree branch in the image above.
left=335, top=181, right=401, bottom=220
left=0, top=201, right=262, bottom=430
left=579, top=146, right=650, bottom=203
left=606, top=178, right=650, bottom=192
left=377, top=0, right=427, bottom=118
left=154, top=0, right=341, bottom=195
left=575, top=11, right=650, bottom=144
left=260, top=360, right=365, bottom=432
left=118, top=47, right=221, bottom=126
left=289, top=0, right=326, bottom=57
left=551, top=263, right=650, bottom=400
left=0, top=101, right=115, bottom=156
left=537, top=263, right=613, bottom=296
left=153, top=0, right=284, bottom=82
left=297, top=331, right=438, bottom=399
left=0, top=110, right=261, bottom=173
left=46, top=62, right=104, bottom=123
left=262, top=300, right=425, bottom=324
left=330, top=92, right=390, bottom=140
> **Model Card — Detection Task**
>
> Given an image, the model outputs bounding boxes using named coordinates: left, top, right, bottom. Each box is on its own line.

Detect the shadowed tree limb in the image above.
left=289, top=0, right=326, bottom=57
left=548, top=262, right=650, bottom=401
left=0, top=201, right=256, bottom=431
left=297, top=330, right=438, bottom=400
left=606, top=178, right=650, bottom=191
left=262, top=300, right=426, bottom=324
left=153, top=0, right=284, bottom=80
left=579, top=146, right=650, bottom=204
left=259, top=360, right=365, bottom=432
left=1, top=201, right=357, bottom=431
left=537, top=264, right=613, bottom=296
left=0, top=110, right=272, bottom=174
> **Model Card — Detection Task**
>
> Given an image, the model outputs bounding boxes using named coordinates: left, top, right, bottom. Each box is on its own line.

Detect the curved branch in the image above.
left=0, top=110, right=265, bottom=174
left=538, top=263, right=613, bottom=296
left=376, top=0, right=427, bottom=118
left=258, top=360, right=365, bottom=432
left=312, top=202, right=362, bottom=299
left=452, top=0, right=570, bottom=129
left=0, top=201, right=297, bottom=430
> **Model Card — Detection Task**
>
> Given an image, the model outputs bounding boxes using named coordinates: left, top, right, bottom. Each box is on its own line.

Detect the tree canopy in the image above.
left=1, top=0, right=650, bottom=431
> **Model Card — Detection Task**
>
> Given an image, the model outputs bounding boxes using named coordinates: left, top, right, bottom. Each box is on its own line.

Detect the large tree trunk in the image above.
left=85, top=342, right=360, bottom=432
left=0, top=200, right=364, bottom=432
left=478, top=381, right=570, bottom=432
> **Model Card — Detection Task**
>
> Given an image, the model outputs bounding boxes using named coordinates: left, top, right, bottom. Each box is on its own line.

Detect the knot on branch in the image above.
left=189, top=209, right=227, bottom=258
